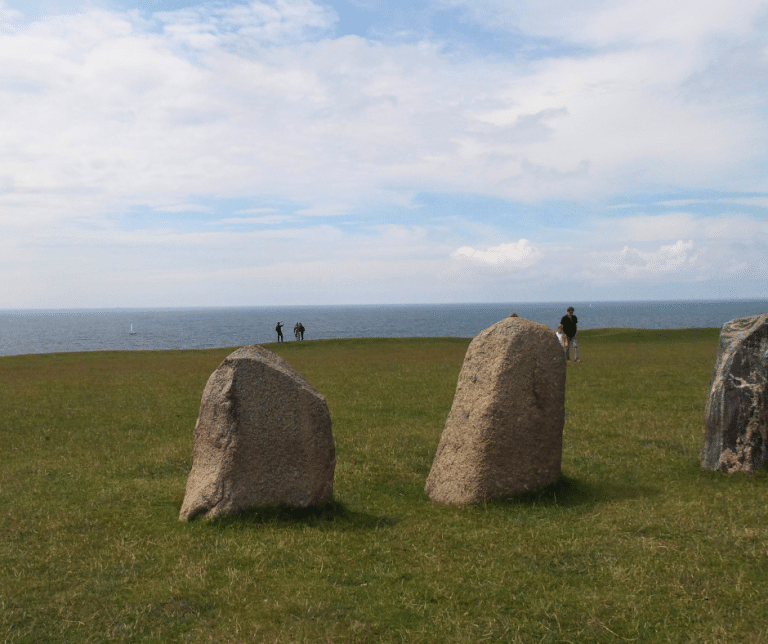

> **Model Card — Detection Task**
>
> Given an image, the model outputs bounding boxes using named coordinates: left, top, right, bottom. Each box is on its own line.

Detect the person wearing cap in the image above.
left=560, top=307, right=580, bottom=362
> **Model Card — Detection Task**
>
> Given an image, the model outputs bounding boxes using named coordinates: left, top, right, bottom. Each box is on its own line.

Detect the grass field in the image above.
left=1, top=329, right=767, bottom=643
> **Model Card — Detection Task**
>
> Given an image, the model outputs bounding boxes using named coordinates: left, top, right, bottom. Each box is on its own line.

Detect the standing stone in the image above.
left=425, top=317, right=566, bottom=504
left=179, top=345, right=335, bottom=521
left=702, top=313, right=768, bottom=473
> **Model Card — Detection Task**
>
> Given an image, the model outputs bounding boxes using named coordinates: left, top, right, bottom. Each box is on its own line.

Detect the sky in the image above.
left=1, top=0, right=767, bottom=308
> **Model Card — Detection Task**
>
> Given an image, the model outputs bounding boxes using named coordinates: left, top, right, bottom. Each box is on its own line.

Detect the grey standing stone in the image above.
left=179, top=345, right=335, bottom=521
left=425, top=317, right=566, bottom=504
left=702, top=313, right=768, bottom=473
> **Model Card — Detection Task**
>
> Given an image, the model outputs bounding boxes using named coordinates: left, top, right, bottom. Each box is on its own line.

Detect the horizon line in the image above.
left=2, top=297, right=767, bottom=314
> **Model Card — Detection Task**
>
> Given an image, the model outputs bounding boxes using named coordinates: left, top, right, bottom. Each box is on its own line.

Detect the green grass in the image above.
left=1, top=330, right=767, bottom=643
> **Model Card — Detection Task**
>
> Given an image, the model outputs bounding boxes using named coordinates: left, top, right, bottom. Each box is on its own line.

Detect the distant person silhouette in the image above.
left=276, top=321, right=284, bottom=343
left=294, top=323, right=300, bottom=340
left=560, top=307, right=579, bottom=362
left=298, top=322, right=305, bottom=340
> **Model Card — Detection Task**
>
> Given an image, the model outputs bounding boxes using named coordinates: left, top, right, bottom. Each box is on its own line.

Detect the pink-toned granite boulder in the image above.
left=425, top=316, right=566, bottom=504
left=179, top=345, right=335, bottom=521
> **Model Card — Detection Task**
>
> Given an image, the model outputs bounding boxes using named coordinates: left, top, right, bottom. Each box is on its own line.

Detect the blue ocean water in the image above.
left=1, top=300, right=767, bottom=357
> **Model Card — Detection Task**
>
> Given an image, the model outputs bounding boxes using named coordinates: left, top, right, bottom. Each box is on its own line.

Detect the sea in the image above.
left=1, top=300, right=767, bottom=357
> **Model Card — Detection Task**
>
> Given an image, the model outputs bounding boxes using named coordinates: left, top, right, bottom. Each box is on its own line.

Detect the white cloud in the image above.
left=155, top=0, right=338, bottom=49
left=452, top=240, right=542, bottom=267
left=595, top=239, right=698, bottom=278
left=653, top=196, right=768, bottom=209
left=587, top=211, right=768, bottom=285
left=0, top=2, right=22, bottom=28
left=698, top=214, right=768, bottom=241
left=2, top=204, right=767, bottom=307
left=579, top=0, right=764, bottom=47
left=234, top=207, right=278, bottom=214
left=1, top=0, right=768, bottom=307
left=607, top=212, right=768, bottom=243
left=654, top=199, right=709, bottom=207
left=621, top=213, right=697, bottom=242
left=295, top=204, right=352, bottom=217
left=435, top=0, right=766, bottom=48
left=153, top=203, right=210, bottom=212
left=720, top=197, right=768, bottom=209
left=1, top=0, right=766, bottom=227
left=220, top=215, right=297, bottom=224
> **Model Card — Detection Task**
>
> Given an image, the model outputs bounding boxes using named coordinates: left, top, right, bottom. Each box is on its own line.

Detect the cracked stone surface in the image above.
left=425, top=316, right=566, bottom=504
left=702, top=313, right=768, bottom=473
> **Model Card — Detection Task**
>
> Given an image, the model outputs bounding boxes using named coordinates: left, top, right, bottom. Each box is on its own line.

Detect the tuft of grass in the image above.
left=2, top=330, right=767, bottom=643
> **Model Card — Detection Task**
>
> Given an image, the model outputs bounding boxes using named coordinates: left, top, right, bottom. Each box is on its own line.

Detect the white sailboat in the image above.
left=130, top=324, right=136, bottom=335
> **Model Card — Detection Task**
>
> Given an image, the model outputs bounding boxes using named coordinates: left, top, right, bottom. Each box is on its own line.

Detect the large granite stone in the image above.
left=425, top=316, right=566, bottom=504
left=702, top=313, right=768, bottom=473
left=179, top=345, right=335, bottom=521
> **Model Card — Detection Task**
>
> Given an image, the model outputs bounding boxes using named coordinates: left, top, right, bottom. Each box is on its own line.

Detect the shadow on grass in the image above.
left=485, top=474, right=660, bottom=509
left=203, top=500, right=399, bottom=532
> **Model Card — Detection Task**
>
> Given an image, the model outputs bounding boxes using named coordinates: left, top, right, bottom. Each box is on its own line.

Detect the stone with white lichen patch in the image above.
left=702, top=313, right=768, bottom=473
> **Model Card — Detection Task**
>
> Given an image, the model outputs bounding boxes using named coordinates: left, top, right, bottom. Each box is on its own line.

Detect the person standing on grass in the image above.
left=560, top=307, right=580, bottom=362
left=298, top=322, right=305, bottom=340
left=276, top=321, right=284, bottom=343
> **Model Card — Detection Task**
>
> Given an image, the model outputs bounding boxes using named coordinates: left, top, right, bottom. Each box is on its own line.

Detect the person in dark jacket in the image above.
left=560, top=307, right=580, bottom=362
left=276, top=321, right=284, bottom=343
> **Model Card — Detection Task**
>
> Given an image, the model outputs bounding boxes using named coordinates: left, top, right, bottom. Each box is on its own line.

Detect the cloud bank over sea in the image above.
left=1, top=0, right=767, bottom=307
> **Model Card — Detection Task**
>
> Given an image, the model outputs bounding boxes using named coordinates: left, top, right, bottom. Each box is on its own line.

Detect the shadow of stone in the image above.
left=204, top=500, right=399, bottom=532
left=485, top=475, right=660, bottom=509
